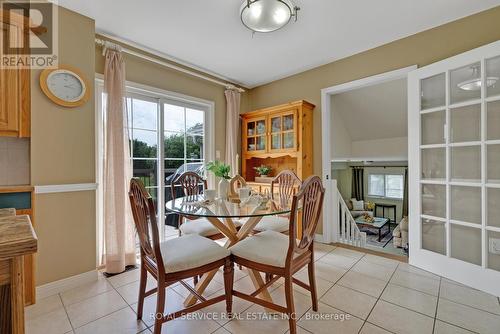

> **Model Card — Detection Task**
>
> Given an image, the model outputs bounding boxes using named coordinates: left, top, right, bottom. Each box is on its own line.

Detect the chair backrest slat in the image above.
left=287, top=175, right=325, bottom=261
left=271, top=170, right=301, bottom=204
left=171, top=171, right=207, bottom=200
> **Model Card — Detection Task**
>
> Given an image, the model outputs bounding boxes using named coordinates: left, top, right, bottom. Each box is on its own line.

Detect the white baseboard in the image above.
left=36, top=270, right=98, bottom=300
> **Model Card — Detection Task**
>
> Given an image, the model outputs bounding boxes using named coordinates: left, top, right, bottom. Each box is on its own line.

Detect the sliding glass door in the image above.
left=408, top=40, right=500, bottom=296
left=97, top=82, right=213, bottom=262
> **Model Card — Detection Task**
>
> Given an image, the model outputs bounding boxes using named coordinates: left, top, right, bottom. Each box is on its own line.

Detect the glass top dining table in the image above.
left=165, top=194, right=292, bottom=218
left=165, top=194, right=292, bottom=310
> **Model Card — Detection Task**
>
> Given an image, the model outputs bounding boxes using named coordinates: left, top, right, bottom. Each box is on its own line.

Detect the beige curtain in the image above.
left=225, top=89, right=241, bottom=175
left=103, top=48, right=136, bottom=274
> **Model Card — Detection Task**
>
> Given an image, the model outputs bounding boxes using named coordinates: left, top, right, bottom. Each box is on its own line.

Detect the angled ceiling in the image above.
left=333, top=78, right=407, bottom=142
left=56, top=0, right=500, bottom=87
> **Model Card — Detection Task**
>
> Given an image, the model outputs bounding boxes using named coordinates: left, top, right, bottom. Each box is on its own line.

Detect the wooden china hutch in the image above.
left=241, top=100, right=315, bottom=192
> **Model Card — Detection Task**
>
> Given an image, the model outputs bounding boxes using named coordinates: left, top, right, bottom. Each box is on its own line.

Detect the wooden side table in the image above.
left=0, top=214, right=37, bottom=334
left=374, top=203, right=397, bottom=223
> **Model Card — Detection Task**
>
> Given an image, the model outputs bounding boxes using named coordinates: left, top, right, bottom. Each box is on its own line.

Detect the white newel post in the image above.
left=332, top=179, right=339, bottom=243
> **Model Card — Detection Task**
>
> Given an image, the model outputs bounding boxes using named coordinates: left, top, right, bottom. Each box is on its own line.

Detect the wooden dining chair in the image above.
left=129, top=178, right=234, bottom=334
left=229, top=175, right=325, bottom=334
left=172, top=171, right=241, bottom=240
left=253, top=170, right=302, bottom=233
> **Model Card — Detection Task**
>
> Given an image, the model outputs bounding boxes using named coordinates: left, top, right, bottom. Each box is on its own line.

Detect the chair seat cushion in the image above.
left=160, top=235, right=230, bottom=273
left=180, top=218, right=242, bottom=237
left=230, top=230, right=290, bottom=268
left=253, top=215, right=289, bottom=233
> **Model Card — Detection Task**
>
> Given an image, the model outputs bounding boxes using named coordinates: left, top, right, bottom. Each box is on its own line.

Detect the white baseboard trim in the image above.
left=36, top=270, right=98, bottom=300
left=35, top=183, right=98, bottom=194
left=314, top=234, right=325, bottom=243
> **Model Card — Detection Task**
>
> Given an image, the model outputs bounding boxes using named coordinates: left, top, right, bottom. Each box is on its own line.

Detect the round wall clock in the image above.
left=40, top=65, right=90, bottom=107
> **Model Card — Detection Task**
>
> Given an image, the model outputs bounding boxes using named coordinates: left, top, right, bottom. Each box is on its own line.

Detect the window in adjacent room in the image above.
left=368, top=174, right=404, bottom=199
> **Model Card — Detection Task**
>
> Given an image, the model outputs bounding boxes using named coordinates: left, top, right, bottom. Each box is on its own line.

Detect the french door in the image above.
left=408, top=40, right=500, bottom=296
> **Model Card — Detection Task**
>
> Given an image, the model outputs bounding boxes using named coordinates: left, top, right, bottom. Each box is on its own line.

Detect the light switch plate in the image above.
left=216, top=150, right=221, bottom=159
left=489, top=238, right=500, bottom=255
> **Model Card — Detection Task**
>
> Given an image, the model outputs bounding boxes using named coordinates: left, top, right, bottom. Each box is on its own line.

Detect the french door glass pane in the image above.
left=421, top=111, right=445, bottom=145
left=450, top=104, right=481, bottom=143
left=421, top=184, right=446, bottom=218
left=133, top=159, right=158, bottom=187
left=283, top=132, right=294, bottom=149
left=486, top=55, right=500, bottom=98
left=164, top=104, right=185, bottom=132
left=487, top=100, right=500, bottom=140
left=421, top=73, right=445, bottom=110
left=421, top=218, right=446, bottom=255
left=450, top=62, right=481, bottom=105
left=487, top=230, right=500, bottom=271
left=451, top=186, right=482, bottom=224
left=271, top=134, right=281, bottom=149
left=487, top=187, right=500, bottom=228
left=132, top=99, right=157, bottom=130
left=421, top=148, right=446, bottom=180
left=132, top=129, right=157, bottom=158
left=164, top=131, right=185, bottom=159
left=186, top=108, right=204, bottom=135
left=186, top=135, right=204, bottom=159
left=450, top=224, right=482, bottom=266
left=451, top=146, right=481, bottom=182
left=487, top=144, right=500, bottom=184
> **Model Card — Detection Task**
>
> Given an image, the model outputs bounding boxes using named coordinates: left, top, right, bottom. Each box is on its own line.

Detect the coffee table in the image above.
left=354, top=216, right=391, bottom=242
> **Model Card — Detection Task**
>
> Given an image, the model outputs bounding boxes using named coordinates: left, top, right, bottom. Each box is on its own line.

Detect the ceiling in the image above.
left=333, top=78, right=407, bottom=141
left=56, top=0, right=500, bottom=88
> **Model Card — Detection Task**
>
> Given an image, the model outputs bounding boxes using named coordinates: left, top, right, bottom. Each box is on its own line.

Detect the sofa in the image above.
left=393, top=216, right=408, bottom=248
left=346, top=199, right=374, bottom=218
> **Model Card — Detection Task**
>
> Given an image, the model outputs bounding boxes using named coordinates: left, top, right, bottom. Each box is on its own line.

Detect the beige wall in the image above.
left=247, top=6, right=500, bottom=182
left=31, top=7, right=96, bottom=285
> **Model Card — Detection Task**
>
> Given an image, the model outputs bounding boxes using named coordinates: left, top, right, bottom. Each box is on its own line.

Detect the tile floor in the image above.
left=25, top=242, right=500, bottom=334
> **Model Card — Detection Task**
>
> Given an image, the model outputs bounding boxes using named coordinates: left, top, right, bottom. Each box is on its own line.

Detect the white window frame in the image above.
left=95, top=76, right=215, bottom=266
left=367, top=173, right=404, bottom=200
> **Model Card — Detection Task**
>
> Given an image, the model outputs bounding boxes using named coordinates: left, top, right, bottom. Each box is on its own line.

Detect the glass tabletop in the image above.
left=354, top=216, right=389, bottom=228
left=165, top=195, right=292, bottom=218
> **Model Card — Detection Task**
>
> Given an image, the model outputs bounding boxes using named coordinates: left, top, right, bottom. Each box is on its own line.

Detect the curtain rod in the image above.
left=95, top=38, right=245, bottom=93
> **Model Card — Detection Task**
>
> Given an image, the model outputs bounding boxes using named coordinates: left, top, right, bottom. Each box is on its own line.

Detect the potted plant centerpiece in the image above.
left=254, top=165, right=273, bottom=183
left=207, top=160, right=231, bottom=199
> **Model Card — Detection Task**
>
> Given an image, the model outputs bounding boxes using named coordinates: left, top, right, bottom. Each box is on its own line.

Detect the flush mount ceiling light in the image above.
left=457, top=65, right=499, bottom=91
left=240, top=0, right=300, bottom=33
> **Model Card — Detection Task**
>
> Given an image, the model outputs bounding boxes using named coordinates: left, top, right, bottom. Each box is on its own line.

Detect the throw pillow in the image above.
left=352, top=199, right=364, bottom=211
